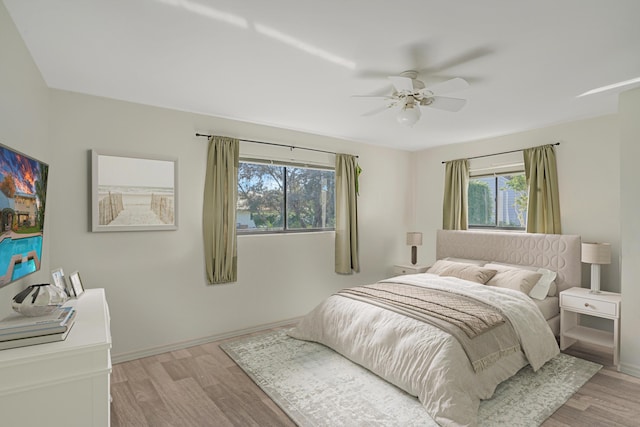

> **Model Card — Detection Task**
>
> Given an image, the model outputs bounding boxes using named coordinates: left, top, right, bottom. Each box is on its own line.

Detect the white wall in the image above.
left=0, top=3, right=51, bottom=319
left=413, top=114, right=621, bottom=293
left=619, top=87, right=640, bottom=376
left=47, top=90, right=411, bottom=360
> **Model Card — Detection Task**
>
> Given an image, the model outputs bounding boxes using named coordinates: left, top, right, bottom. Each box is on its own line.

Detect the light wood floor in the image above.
left=111, top=329, right=640, bottom=427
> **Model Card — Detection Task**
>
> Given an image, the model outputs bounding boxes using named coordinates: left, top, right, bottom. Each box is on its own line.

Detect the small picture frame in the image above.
left=51, top=268, right=72, bottom=297
left=69, top=271, right=85, bottom=298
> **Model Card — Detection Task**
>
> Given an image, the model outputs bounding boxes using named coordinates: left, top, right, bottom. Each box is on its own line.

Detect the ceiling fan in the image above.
left=354, top=71, right=469, bottom=127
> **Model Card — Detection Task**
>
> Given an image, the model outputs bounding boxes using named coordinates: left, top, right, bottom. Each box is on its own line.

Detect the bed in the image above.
left=289, top=230, right=581, bottom=427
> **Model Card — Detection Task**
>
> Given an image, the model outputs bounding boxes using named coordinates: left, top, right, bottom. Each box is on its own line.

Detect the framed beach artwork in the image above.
left=91, top=150, right=178, bottom=232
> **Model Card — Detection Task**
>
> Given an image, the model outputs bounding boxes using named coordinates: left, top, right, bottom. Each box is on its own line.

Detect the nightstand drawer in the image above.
left=561, top=294, right=617, bottom=317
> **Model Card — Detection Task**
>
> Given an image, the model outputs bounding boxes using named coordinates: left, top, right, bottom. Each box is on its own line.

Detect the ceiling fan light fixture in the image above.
left=397, top=103, right=421, bottom=127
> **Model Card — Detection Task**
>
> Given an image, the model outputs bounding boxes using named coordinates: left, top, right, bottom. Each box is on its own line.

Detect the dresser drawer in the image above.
left=561, top=294, right=618, bottom=317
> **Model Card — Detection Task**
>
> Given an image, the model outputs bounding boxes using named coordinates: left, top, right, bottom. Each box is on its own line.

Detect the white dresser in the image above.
left=0, top=288, right=112, bottom=427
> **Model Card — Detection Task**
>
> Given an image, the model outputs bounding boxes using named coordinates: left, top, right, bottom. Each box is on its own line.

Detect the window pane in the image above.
left=286, top=167, right=335, bottom=230
left=498, top=174, right=528, bottom=228
left=236, top=161, right=335, bottom=233
left=237, top=163, right=284, bottom=231
left=468, top=177, right=496, bottom=226
left=468, top=173, right=528, bottom=230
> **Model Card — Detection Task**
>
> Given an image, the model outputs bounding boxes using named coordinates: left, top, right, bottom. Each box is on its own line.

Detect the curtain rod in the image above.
left=195, top=133, right=358, bottom=158
left=441, top=142, right=560, bottom=164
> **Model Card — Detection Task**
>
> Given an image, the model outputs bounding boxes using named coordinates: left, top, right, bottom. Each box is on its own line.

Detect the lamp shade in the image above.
left=581, top=242, right=611, bottom=265
left=406, top=232, right=423, bottom=246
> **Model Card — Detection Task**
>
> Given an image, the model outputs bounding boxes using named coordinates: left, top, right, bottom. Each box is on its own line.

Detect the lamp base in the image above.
left=411, top=246, right=417, bottom=265
left=589, top=264, right=602, bottom=293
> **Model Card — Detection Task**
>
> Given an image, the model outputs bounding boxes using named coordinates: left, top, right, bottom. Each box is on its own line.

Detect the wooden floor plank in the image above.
left=120, top=359, right=151, bottom=383
left=110, top=382, right=149, bottom=427
left=112, top=328, right=640, bottom=427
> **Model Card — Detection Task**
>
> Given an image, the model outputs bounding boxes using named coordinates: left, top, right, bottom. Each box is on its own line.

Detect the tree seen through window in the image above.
left=237, top=161, right=335, bottom=232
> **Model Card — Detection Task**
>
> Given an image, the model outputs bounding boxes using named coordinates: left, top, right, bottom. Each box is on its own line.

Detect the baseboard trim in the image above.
left=111, top=317, right=301, bottom=364
left=619, top=362, right=640, bottom=378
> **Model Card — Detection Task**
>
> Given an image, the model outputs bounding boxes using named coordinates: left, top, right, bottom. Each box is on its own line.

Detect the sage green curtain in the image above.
left=203, top=136, right=239, bottom=284
left=442, top=159, right=469, bottom=230
left=524, top=144, right=561, bottom=234
left=335, top=154, right=360, bottom=274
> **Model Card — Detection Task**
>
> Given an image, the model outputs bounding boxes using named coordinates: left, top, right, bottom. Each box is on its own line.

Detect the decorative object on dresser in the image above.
left=68, top=271, right=85, bottom=297
left=0, top=306, right=76, bottom=350
left=560, top=286, right=621, bottom=368
left=11, top=283, right=67, bottom=317
left=406, top=231, right=423, bottom=265
left=51, top=267, right=72, bottom=298
left=581, top=242, right=611, bottom=293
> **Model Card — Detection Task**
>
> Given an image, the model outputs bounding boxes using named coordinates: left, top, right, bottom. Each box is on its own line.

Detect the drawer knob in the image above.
left=584, top=303, right=590, bottom=308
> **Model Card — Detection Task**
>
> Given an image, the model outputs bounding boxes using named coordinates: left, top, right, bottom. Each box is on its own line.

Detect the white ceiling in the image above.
left=5, top=0, right=640, bottom=151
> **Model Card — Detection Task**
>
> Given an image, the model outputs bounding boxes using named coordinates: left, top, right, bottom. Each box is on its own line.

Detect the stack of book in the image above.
left=0, top=306, right=76, bottom=350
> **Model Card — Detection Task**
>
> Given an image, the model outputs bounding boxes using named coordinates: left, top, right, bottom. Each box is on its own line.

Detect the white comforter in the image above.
left=288, top=273, right=559, bottom=427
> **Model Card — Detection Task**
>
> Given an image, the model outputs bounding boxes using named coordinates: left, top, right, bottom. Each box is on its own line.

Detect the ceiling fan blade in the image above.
left=425, top=77, right=469, bottom=95
left=362, top=104, right=395, bottom=116
left=425, top=96, right=467, bottom=112
left=351, top=95, right=394, bottom=100
left=388, top=76, right=414, bottom=93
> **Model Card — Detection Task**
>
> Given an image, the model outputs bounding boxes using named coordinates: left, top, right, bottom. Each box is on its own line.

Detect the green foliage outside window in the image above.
left=468, top=173, right=528, bottom=229
left=237, top=162, right=335, bottom=232
left=469, top=179, right=495, bottom=226
left=500, top=174, right=528, bottom=227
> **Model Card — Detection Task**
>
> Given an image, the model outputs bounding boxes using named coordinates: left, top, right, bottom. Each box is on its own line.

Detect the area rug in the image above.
left=220, top=329, right=601, bottom=426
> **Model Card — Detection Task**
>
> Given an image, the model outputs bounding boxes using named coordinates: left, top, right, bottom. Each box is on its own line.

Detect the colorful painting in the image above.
left=0, top=143, right=48, bottom=287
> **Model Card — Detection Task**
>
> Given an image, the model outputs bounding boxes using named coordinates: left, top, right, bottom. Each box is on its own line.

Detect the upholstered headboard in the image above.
left=436, top=230, right=581, bottom=293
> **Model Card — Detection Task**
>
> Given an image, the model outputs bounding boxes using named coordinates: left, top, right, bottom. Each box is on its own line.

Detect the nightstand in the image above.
left=393, top=264, right=428, bottom=275
left=560, top=287, right=621, bottom=367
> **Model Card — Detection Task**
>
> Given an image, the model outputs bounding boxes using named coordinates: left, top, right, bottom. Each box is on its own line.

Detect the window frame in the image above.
left=468, top=170, right=528, bottom=231
left=237, top=158, right=336, bottom=235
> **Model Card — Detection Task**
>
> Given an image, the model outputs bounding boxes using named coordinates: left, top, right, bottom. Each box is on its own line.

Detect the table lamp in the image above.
left=581, top=242, right=611, bottom=293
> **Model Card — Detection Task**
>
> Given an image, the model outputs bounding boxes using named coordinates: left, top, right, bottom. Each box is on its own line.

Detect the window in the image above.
left=237, top=160, right=335, bottom=233
left=468, top=173, right=528, bottom=230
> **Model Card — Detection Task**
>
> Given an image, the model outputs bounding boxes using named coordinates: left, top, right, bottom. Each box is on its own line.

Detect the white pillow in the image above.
left=528, top=268, right=557, bottom=300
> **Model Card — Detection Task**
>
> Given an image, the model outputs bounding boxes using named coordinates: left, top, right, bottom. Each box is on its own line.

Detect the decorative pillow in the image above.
left=428, top=259, right=487, bottom=274
left=488, top=261, right=558, bottom=297
left=426, top=260, right=460, bottom=274
left=484, top=263, right=542, bottom=294
left=528, top=268, right=557, bottom=300
left=443, top=257, right=487, bottom=266
left=437, top=264, right=497, bottom=284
